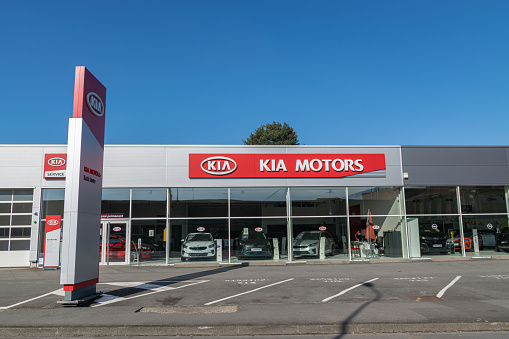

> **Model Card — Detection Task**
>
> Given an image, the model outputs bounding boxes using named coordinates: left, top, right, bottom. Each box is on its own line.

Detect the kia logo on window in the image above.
left=86, top=92, right=104, bottom=117
left=200, top=156, right=237, bottom=176
left=47, top=219, right=59, bottom=226
left=48, top=157, right=66, bottom=167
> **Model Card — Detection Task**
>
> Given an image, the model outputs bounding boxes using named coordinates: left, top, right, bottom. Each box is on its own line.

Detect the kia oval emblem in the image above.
left=86, top=92, right=104, bottom=117
left=48, top=157, right=66, bottom=167
left=47, top=219, right=59, bottom=226
left=200, top=156, right=237, bottom=176
left=197, top=227, right=206, bottom=232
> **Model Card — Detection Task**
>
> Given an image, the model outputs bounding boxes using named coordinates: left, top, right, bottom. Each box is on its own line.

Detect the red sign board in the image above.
left=189, top=154, right=386, bottom=178
left=44, top=154, right=67, bottom=179
left=72, top=66, right=106, bottom=147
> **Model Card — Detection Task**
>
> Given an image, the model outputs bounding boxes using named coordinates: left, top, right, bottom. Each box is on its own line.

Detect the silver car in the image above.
left=181, top=233, right=216, bottom=261
left=293, top=231, right=335, bottom=257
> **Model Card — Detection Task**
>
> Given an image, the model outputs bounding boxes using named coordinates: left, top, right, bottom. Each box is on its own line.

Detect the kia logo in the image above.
left=86, top=92, right=104, bottom=117
left=200, top=156, right=237, bottom=176
left=47, top=219, right=59, bottom=226
left=48, top=157, right=66, bottom=167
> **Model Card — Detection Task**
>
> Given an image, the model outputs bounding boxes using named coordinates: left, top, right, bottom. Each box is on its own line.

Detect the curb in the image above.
left=0, top=322, right=508, bottom=337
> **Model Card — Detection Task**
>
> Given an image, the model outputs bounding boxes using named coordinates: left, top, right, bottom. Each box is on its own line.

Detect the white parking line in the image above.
left=204, top=278, right=294, bottom=306
left=92, top=280, right=209, bottom=307
left=322, top=278, right=379, bottom=302
left=0, top=288, right=63, bottom=310
left=436, top=275, right=461, bottom=298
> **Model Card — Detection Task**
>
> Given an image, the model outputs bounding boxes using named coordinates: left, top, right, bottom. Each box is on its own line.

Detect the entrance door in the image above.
left=100, top=221, right=128, bottom=265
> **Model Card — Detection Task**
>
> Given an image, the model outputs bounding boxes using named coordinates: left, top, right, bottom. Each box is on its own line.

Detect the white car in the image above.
left=293, top=231, right=335, bottom=257
left=181, top=233, right=216, bottom=261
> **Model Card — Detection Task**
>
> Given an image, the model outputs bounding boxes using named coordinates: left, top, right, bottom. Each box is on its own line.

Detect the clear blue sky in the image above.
left=1, top=1, right=508, bottom=146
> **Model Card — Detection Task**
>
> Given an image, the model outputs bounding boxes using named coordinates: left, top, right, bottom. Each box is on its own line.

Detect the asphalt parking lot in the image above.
left=1, top=259, right=509, bottom=336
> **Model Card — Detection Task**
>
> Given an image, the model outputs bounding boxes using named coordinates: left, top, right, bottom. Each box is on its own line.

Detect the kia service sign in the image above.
left=44, top=154, right=67, bottom=179
left=189, top=154, right=386, bottom=178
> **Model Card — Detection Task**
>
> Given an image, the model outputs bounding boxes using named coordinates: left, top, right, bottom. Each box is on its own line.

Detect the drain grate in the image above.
left=410, top=296, right=443, bottom=302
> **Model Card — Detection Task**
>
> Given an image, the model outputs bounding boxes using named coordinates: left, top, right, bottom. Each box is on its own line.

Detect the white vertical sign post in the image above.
left=60, top=67, right=106, bottom=303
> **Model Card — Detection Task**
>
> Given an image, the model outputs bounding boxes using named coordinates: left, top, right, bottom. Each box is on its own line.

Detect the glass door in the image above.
left=100, top=221, right=128, bottom=265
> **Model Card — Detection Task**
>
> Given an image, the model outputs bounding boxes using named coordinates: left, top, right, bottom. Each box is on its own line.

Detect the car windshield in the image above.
left=296, top=232, right=320, bottom=240
left=186, top=233, right=212, bottom=242
left=240, top=231, right=267, bottom=240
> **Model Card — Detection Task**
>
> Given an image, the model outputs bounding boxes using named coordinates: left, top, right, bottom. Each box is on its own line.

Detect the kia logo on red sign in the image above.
left=48, top=157, right=66, bottom=167
left=47, top=219, right=59, bottom=226
left=190, top=154, right=386, bottom=179
left=197, top=227, right=206, bottom=232
left=200, top=156, right=237, bottom=176
left=86, top=92, right=105, bottom=117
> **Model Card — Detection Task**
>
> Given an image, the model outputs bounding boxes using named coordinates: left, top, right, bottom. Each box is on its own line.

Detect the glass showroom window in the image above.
left=102, top=188, right=130, bottom=218
left=170, top=188, right=228, bottom=218
left=168, top=219, right=227, bottom=264
left=404, top=187, right=461, bottom=258
left=348, top=187, right=403, bottom=216
left=0, top=190, right=33, bottom=252
left=406, top=216, right=461, bottom=258
left=350, top=215, right=405, bottom=259
left=459, top=186, right=507, bottom=214
left=291, top=187, right=347, bottom=217
left=132, top=188, right=167, bottom=218
left=405, top=187, right=458, bottom=215
left=131, top=219, right=167, bottom=265
left=230, top=218, right=287, bottom=262
left=230, top=188, right=288, bottom=217
left=292, top=217, right=348, bottom=261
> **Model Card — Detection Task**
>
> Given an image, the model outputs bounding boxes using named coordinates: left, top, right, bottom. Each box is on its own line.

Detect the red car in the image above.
left=100, top=234, right=153, bottom=261
left=452, top=232, right=483, bottom=251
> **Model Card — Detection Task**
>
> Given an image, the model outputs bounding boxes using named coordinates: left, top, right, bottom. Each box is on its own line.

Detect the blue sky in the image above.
left=1, top=1, right=508, bottom=146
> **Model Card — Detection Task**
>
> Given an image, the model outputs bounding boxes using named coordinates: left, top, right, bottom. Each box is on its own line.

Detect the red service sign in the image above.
left=189, top=154, right=386, bottom=178
left=44, top=154, right=67, bottom=179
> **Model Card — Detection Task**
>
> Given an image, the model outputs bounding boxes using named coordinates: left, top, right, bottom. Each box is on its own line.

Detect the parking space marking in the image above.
left=321, top=278, right=379, bottom=302
left=0, top=288, right=63, bottom=310
left=92, top=280, right=209, bottom=307
left=310, top=278, right=350, bottom=283
left=204, top=278, right=294, bottom=306
left=394, top=277, right=435, bottom=282
left=481, top=275, right=509, bottom=280
left=436, top=275, right=461, bottom=298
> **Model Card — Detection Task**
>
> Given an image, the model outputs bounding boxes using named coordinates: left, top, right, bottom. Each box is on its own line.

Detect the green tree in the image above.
left=243, top=121, right=299, bottom=145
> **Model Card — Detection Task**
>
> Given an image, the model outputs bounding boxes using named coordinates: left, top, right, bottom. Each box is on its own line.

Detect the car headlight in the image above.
left=309, top=242, right=318, bottom=247
left=141, top=246, right=150, bottom=250
left=208, top=244, right=215, bottom=248
left=183, top=244, right=188, bottom=249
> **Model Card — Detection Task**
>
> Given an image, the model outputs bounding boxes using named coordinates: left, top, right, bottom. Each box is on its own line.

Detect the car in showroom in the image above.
left=181, top=232, right=216, bottom=261
left=450, top=231, right=483, bottom=251
left=235, top=229, right=273, bottom=260
left=132, top=235, right=166, bottom=258
left=419, top=228, right=449, bottom=254
left=496, top=227, right=509, bottom=252
left=293, top=231, right=335, bottom=257
left=100, top=234, right=153, bottom=261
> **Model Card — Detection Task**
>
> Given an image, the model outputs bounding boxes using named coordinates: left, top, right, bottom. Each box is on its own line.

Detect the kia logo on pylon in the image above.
left=48, top=157, right=66, bottom=167
left=47, top=219, right=59, bottom=226
left=86, top=92, right=104, bottom=117
left=200, top=156, right=237, bottom=176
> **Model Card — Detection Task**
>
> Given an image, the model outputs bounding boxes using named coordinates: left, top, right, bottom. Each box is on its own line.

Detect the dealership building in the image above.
left=1, top=144, right=509, bottom=268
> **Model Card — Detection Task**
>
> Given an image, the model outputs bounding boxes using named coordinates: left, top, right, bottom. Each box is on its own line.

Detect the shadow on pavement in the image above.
left=334, top=281, right=382, bottom=338
left=87, top=265, right=245, bottom=306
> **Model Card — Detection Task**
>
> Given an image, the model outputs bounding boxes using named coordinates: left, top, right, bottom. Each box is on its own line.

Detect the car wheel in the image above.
left=130, top=252, right=139, bottom=262
left=181, top=257, right=186, bottom=262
